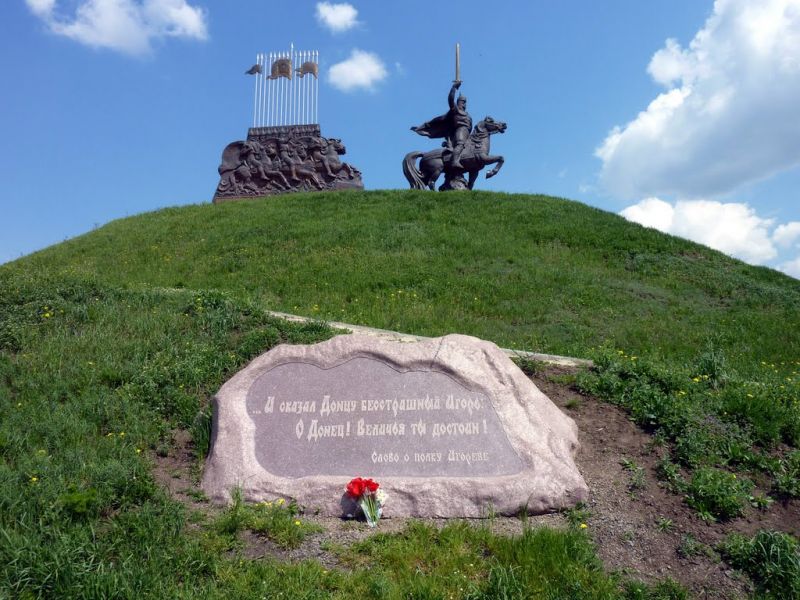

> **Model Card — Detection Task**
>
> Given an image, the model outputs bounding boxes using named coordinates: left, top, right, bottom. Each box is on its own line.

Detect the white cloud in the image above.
left=315, top=2, right=358, bottom=33
left=778, top=255, right=800, bottom=278
left=328, top=49, right=387, bottom=92
left=619, top=197, right=675, bottom=232
left=25, top=0, right=208, bottom=56
left=597, top=0, right=800, bottom=199
left=773, top=221, right=800, bottom=248
left=26, top=0, right=56, bottom=17
left=620, top=198, right=778, bottom=264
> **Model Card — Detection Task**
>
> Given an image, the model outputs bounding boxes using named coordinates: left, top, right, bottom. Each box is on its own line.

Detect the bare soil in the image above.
left=153, top=365, right=800, bottom=599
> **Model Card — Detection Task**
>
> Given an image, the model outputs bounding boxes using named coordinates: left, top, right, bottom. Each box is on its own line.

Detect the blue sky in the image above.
left=2, top=0, right=800, bottom=278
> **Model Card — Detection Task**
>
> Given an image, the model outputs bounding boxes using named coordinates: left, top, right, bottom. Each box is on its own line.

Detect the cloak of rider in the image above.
left=411, top=112, right=455, bottom=140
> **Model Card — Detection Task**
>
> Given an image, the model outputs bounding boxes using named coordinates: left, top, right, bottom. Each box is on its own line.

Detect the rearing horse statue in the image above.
left=403, top=116, right=507, bottom=191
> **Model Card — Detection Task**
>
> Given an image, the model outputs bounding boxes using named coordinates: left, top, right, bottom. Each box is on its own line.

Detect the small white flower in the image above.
left=376, top=489, right=388, bottom=505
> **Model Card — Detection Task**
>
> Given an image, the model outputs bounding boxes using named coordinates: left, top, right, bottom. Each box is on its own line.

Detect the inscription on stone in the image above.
left=202, top=334, right=588, bottom=517
left=246, top=358, right=524, bottom=478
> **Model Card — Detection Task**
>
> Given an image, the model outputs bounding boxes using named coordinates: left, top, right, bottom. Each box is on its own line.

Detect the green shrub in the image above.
left=685, top=467, right=754, bottom=521
left=622, top=577, right=688, bottom=599
left=59, top=485, right=99, bottom=520
left=721, top=386, right=788, bottom=448
left=677, top=534, right=716, bottom=560
left=674, top=418, right=754, bottom=468
left=719, top=530, right=800, bottom=599
left=693, top=341, right=729, bottom=390
left=656, top=456, right=687, bottom=493
left=620, top=458, right=647, bottom=494
left=774, top=450, right=800, bottom=498
left=191, top=407, right=213, bottom=459
left=511, top=355, right=547, bottom=377
left=214, top=487, right=248, bottom=536
left=236, top=325, right=281, bottom=359
left=246, top=499, right=322, bottom=549
left=212, top=491, right=320, bottom=549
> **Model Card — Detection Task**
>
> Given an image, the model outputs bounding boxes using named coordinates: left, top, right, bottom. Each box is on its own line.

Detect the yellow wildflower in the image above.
left=579, top=523, right=588, bottom=529
left=277, top=498, right=285, bottom=505
left=294, top=520, right=301, bottom=526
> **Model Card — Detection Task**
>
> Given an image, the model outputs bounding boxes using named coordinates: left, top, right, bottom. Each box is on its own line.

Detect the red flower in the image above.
left=346, top=477, right=365, bottom=498
left=346, top=477, right=379, bottom=498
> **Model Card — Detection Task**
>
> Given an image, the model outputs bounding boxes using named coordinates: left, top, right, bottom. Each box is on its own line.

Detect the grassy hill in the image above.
left=13, top=190, right=799, bottom=373
left=1, top=190, right=799, bottom=599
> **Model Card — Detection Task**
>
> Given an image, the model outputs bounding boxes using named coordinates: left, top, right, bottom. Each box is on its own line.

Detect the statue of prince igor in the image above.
left=403, top=44, right=506, bottom=191
left=411, top=81, right=472, bottom=169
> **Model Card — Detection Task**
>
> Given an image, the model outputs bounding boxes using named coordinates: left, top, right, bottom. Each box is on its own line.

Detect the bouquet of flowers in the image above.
left=346, top=477, right=387, bottom=527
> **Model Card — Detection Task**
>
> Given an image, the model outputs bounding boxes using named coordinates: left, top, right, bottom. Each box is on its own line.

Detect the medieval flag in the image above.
left=295, top=61, right=319, bottom=79
left=268, top=57, right=293, bottom=80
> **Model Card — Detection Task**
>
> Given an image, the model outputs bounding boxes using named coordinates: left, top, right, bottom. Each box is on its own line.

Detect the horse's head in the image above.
left=329, top=138, right=346, bottom=155
left=479, top=116, right=507, bottom=135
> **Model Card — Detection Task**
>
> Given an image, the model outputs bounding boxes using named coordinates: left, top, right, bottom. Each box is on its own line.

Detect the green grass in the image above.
left=11, top=190, right=798, bottom=374
left=2, top=189, right=799, bottom=597
left=0, top=268, right=686, bottom=598
left=719, top=530, right=800, bottom=599
left=214, top=489, right=322, bottom=549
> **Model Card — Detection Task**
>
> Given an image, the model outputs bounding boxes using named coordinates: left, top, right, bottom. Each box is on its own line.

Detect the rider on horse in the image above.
left=410, top=81, right=473, bottom=170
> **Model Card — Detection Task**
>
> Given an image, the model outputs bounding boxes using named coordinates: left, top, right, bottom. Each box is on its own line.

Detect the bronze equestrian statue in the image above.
left=404, top=48, right=507, bottom=191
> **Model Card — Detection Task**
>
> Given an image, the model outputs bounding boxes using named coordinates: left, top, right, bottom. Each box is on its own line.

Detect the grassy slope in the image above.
left=2, top=189, right=799, bottom=598
left=17, top=190, right=798, bottom=373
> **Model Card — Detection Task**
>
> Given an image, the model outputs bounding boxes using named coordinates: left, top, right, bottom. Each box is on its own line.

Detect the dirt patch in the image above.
left=153, top=366, right=798, bottom=598
left=533, top=365, right=799, bottom=599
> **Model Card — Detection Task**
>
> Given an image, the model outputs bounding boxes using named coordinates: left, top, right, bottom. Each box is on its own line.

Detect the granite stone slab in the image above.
left=202, top=334, right=588, bottom=517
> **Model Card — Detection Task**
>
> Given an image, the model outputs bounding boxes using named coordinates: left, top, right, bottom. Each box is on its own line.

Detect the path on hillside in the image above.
left=265, top=310, right=593, bottom=368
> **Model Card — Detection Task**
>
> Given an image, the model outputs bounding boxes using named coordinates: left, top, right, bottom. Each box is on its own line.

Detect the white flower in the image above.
left=376, top=489, right=388, bottom=505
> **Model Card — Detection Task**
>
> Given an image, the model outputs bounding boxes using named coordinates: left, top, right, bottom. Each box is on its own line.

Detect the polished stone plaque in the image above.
left=246, top=357, right=524, bottom=478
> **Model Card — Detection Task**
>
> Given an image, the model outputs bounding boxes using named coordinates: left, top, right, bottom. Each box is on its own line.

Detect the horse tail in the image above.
left=403, top=151, right=426, bottom=190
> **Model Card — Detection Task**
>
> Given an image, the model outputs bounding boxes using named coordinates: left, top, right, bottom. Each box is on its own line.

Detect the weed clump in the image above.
left=685, top=467, right=754, bottom=521
left=213, top=489, right=321, bottom=549
left=774, top=450, right=800, bottom=498
left=719, top=530, right=800, bottom=599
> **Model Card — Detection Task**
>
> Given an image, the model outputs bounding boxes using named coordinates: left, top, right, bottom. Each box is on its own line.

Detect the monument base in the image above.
left=213, top=124, right=363, bottom=203
left=202, top=334, right=588, bottom=518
